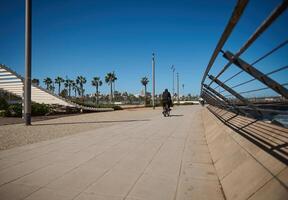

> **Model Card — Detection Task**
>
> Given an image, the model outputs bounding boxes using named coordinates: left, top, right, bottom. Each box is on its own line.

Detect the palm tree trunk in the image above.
left=144, top=85, right=147, bottom=107
left=81, top=85, right=84, bottom=102
left=96, top=86, right=99, bottom=106
left=110, top=81, right=113, bottom=103
left=58, top=84, right=60, bottom=95
left=68, top=86, right=71, bottom=97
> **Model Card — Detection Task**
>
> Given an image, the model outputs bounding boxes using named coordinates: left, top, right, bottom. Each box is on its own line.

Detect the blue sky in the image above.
left=0, top=0, right=287, bottom=96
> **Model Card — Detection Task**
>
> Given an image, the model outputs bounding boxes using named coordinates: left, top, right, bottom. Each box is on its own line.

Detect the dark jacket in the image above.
left=162, top=90, right=172, bottom=106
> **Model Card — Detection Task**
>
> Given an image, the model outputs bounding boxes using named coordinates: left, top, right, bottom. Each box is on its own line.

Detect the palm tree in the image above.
left=32, top=78, right=40, bottom=86
left=64, top=79, right=74, bottom=97
left=49, top=83, right=55, bottom=93
left=76, top=76, right=87, bottom=98
left=105, top=72, right=115, bottom=102
left=141, top=77, right=149, bottom=106
left=43, top=77, right=52, bottom=90
left=55, top=77, right=64, bottom=95
left=72, top=82, right=78, bottom=97
left=91, top=77, right=102, bottom=105
left=112, top=71, right=117, bottom=95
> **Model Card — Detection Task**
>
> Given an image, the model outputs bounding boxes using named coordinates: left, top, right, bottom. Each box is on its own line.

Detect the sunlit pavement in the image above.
left=0, top=105, right=224, bottom=200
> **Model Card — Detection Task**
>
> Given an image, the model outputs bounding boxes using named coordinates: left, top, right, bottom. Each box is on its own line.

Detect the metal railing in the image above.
left=201, top=0, right=288, bottom=124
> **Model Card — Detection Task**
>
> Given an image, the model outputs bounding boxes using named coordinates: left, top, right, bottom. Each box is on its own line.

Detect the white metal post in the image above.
left=152, top=53, right=155, bottom=109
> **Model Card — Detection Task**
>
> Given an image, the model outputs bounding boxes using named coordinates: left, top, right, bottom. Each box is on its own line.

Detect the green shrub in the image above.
left=0, top=110, right=6, bottom=117
left=4, top=103, right=51, bottom=117
left=113, top=105, right=123, bottom=110
left=6, top=103, right=22, bottom=117
left=31, top=103, right=51, bottom=116
left=70, top=99, right=123, bottom=110
left=0, top=98, right=9, bottom=110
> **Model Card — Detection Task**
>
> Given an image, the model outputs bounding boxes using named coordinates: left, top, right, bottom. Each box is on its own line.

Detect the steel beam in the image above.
left=207, top=0, right=288, bottom=88
left=203, top=83, right=247, bottom=115
left=201, top=0, right=249, bottom=89
left=208, top=75, right=265, bottom=118
left=203, top=84, right=231, bottom=104
left=202, top=92, right=226, bottom=109
left=208, top=75, right=248, bottom=104
left=203, top=88, right=226, bottom=105
left=202, top=89, right=228, bottom=108
left=202, top=92, right=217, bottom=106
left=223, top=51, right=288, bottom=99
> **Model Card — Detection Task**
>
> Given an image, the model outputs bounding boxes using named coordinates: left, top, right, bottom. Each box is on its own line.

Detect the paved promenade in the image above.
left=0, top=106, right=224, bottom=200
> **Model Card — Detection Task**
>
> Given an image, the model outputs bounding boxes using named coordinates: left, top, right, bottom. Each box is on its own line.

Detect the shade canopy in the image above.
left=0, top=65, right=112, bottom=111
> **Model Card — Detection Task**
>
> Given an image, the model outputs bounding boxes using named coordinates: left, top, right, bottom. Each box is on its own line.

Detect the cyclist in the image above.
left=162, top=89, right=172, bottom=116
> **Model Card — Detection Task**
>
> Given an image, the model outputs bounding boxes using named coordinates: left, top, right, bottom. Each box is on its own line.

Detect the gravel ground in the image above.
left=0, top=108, right=160, bottom=151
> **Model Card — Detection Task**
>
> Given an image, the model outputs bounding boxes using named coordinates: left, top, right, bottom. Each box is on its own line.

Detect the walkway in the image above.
left=0, top=106, right=224, bottom=200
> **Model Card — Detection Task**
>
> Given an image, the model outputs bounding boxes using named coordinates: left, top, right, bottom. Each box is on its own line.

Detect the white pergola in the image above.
left=0, top=65, right=112, bottom=111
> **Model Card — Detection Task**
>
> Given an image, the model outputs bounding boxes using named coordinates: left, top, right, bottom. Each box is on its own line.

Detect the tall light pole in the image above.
left=24, top=0, right=32, bottom=125
left=177, top=72, right=180, bottom=104
left=171, top=65, right=175, bottom=101
left=152, top=53, right=155, bottom=109
left=113, top=70, right=115, bottom=98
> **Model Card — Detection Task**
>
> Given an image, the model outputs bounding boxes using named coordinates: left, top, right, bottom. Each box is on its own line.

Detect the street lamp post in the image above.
left=177, top=72, right=180, bottom=104
left=152, top=53, right=155, bottom=109
left=24, top=0, right=32, bottom=125
left=113, top=70, right=115, bottom=91
left=171, top=65, right=175, bottom=101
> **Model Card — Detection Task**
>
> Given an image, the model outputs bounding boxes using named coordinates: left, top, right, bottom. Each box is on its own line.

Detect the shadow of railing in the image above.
left=207, top=105, right=288, bottom=165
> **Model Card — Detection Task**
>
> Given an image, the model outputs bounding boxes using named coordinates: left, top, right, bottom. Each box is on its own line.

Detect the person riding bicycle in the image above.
left=162, top=89, right=172, bottom=114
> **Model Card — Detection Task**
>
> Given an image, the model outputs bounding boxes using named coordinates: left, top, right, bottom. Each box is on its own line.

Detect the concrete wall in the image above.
left=202, top=108, right=288, bottom=200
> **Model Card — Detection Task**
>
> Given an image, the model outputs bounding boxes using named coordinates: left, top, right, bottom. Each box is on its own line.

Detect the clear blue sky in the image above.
left=0, top=0, right=287, bottom=96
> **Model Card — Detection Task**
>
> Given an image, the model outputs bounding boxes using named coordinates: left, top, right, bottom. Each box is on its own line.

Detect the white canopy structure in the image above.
left=0, top=64, right=113, bottom=111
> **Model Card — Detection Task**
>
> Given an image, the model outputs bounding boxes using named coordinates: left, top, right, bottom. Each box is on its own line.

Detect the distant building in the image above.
left=140, top=89, right=151, bottom=97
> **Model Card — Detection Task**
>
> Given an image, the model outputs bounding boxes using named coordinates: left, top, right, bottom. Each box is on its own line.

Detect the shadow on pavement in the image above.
left=32, top=119, right=150, bottom=126
left=207, top=105, right=288, bottom=165
left=0, top=114, right=81, bottom=126
left=169, top=114, right=184, bottom=117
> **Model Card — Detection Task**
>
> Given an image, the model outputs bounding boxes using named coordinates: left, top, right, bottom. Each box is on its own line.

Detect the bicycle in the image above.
left=162, top=104, right=171, bottom=117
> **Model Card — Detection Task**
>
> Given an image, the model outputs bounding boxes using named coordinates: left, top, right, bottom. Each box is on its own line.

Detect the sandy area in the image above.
left=0, top=108, right=160, bottom=151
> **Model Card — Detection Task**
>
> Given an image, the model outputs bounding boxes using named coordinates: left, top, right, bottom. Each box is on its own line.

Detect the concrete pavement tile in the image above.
left=84, top=149, right=128, bottom=170
left=185, top=143, right=210, bottom=153
left=59, top=151, right=96, bottom=167
left=84, top=170, right=141, bottom=197
left=144, top=163, right=181, bottom=181
left=221, top=157, right=272, bottom=200
left=13, top=163, right=76, bottom=187
left=0, top=158, right=22, bottom=171
left=46, top=166, right=106, bottom=192
left=23, top=187, right=78, bottom=200
left=181, top=162, right=218, bottom=181
left=248, top=178, right=288, bottom=200
left=0, top=157, right=52, bottom=186
left=113, top=157, right=150, bottom=174
left=187, top=139, right=207, bottom=145
left=127, top=174, right=177, bottom=200
left=0, top=183, right=39, bottom=200
left=277, top=168, right=288, bottom=187
left=176, top=178, right=224, bottom=200
left=214, top=148, right=249, bottom=180
left=254, top=150, right=286, bottom=176
left=183, top=151, right=212, bottom=164
left=74, top=193, right=124, bottom=200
